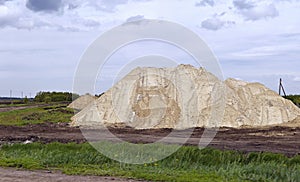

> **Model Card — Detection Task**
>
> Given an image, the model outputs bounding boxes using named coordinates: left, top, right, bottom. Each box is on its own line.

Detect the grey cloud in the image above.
left=0, top=18, right=17, bottom=28
left=195, top=0, right=214, bottom=7
left=201, top=18, right=225, bottom=30
left=26, top=0, right=63, bottom=12
left=201, top=17, right=235, bottom=31
left=233, top=0, right=255, bottom=10
left=126, top=15, right=144, bottom=23
left=0, top=6, right=20, bottom=28
left=219, top=12, right=226, bottom=16
left=242, top=4, right=279, bottom=21
left=1, top=0, right=131, bottom=30
left=0, top=0, right=11, bottom=5
left=233, top=1, right=279, bottom=21
left=66, top=3, right=79, bottom=10
left=0, top=6, right=53, bottom=30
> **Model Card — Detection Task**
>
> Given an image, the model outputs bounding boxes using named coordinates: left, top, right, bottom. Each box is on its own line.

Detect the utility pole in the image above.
left=279, top=78, right=287, bottom=97
left=10, top=90, right=12, bottom=104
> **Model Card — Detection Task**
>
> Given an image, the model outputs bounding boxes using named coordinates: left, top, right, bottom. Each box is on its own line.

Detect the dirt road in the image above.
left=0, top=103, right=69, bottom=113
left=0, top=167, right=146, bottom=182
left=0, top=122, right=299, bottom=156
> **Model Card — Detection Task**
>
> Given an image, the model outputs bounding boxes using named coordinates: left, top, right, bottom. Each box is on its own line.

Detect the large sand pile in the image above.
left=67, top=94, right=96, bottom=111
left=71, top=65, right=300, bottom=129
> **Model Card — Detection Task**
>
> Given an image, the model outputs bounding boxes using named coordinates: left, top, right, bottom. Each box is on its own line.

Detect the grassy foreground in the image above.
left=0, top=142, right=299, bottom=181
left=0, top=104, right=73, bottom=126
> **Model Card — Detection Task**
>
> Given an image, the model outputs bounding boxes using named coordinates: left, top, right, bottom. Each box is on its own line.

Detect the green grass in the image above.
left=0, top=104, right=74, bottom=126
left=0, top=142, right=299, bottom=181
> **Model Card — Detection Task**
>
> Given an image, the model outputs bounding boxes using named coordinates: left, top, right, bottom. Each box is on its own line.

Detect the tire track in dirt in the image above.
left=0, top=123, right=299, bottom=156
left=0, top=167, right=147, bottom=182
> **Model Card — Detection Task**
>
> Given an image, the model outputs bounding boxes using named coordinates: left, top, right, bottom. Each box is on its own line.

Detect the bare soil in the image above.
left=0, top=103, right=64, bottom=113
left=0, top=167, right=146, bottom=182
left=0, top=122, right=300, bottom=156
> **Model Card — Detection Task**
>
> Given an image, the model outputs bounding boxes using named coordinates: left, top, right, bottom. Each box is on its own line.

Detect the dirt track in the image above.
left=0, top=103, right=64, bottom=113
left=0, top=167, right=146, bottom=182
left=0, top=122, right=299, bottom=156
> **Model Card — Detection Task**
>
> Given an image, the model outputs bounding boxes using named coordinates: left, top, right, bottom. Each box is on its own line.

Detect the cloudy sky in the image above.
left=0, top=0, right=299, bottom=97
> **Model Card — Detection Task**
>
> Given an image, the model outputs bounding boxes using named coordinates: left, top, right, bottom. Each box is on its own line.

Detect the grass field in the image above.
left=0, top=104, right=74, bottom=126
left=0, top=142, right=299, bottom=182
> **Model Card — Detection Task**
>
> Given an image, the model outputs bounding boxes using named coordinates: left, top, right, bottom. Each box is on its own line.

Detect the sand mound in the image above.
left=71, top=65, right=300, bottom=129
left=67, top=94, right=96, bottom=111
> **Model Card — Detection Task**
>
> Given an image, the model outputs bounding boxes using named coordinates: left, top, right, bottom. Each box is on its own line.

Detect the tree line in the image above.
left=34, top=92, right=80, bottom=103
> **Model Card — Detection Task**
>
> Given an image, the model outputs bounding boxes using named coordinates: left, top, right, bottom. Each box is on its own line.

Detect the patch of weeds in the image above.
left=0, top=142, right=299, bottom=182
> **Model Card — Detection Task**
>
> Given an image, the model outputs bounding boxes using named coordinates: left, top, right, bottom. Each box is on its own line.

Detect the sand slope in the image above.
left=67, top=94, right=96, bottom=111
left=71, top=65, right=300, bottom=129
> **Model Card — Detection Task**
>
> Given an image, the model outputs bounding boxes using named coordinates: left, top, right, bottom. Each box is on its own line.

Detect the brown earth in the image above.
left=0, top=122, right=300, bottom=156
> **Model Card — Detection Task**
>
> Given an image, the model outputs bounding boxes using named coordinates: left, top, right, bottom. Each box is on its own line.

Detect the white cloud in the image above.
left=294, top=77, right=300, bottom=82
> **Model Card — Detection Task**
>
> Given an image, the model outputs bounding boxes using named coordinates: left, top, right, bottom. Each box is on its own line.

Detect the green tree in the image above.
left=34, top=92, right=79, bottom=103
left=44, top=96, right=51, bottom=104
left=23, top=96, right=29, bottom=104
